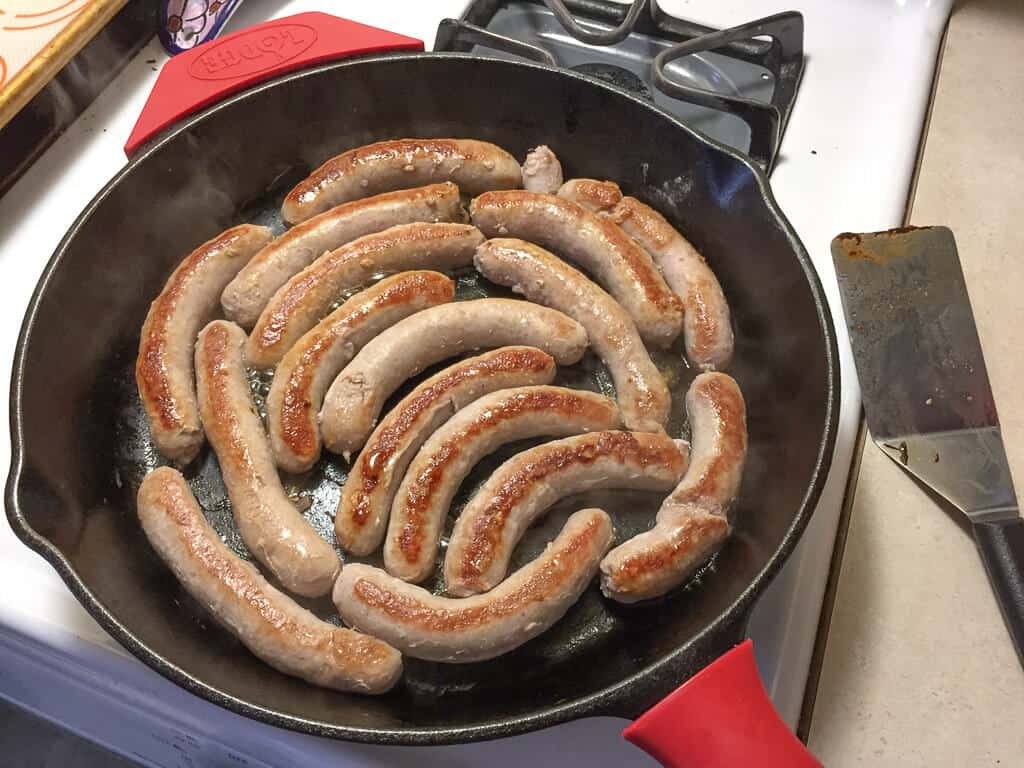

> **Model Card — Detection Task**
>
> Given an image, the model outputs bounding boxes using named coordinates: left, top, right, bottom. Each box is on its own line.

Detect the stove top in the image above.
left=434, top=0, right=803, bottom=169
left=0, top=0, right=953, bottom=765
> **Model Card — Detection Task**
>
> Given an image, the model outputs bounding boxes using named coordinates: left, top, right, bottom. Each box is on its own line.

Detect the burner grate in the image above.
left=434, top=0, right=804, bottom=171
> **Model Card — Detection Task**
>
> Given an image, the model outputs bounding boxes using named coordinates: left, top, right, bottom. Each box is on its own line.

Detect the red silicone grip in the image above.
left=124, top=12, right=423, bottom=157
left=623, top=640, right=822, bottom=768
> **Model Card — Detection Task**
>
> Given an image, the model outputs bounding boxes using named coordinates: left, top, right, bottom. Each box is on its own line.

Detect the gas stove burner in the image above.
left=571, top=62, right=652, bottom=101
left=434, top=0, right=805, bottom=172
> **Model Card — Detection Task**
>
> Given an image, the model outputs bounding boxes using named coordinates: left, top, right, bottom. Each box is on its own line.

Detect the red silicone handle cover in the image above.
left=124, top=12, right=423, bottom=157
left=623, top=640, right=822, bottom=768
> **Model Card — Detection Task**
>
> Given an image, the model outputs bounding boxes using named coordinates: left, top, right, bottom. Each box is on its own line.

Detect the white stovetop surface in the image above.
left=0, top=0, right=951, bottom=765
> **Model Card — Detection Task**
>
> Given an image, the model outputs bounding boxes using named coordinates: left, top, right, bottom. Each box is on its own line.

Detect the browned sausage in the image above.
left=222, top=183, right=462, bottom=328
left=137, top=467, right=401, bottom=693
left=334, top=508, right=613, bottom=662
left=137, top=224, right=271, bottom=465
left=385, top=386, right=622, bottom=583
left=282, top=138, right=522, bottom=224
left=195, top=320, right=340, bottom=597
left=444, top=431, right=689, bottom=596
left=470, top=190, right=683, bottom=346
left=246, top=222, right=483, bottom=368
left=600, top=372, right=747, bottom=602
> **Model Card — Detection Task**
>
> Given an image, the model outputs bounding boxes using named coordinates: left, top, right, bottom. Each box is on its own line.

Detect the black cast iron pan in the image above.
left=5, top=11, right=837, bottom=764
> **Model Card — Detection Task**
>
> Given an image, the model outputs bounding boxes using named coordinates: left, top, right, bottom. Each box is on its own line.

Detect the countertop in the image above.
left=806, top=0, right=1024, bottom=764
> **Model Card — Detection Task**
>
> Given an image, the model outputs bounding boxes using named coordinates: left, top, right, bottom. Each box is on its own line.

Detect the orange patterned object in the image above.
left=0, top=0, right=128, bottom=128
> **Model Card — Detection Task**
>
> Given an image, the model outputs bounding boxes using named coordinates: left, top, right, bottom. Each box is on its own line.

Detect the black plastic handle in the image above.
left=973, top=517, right=1024, bottom=667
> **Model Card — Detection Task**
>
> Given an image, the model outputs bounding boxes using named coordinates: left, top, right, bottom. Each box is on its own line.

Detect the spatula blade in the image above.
left=832, top=226, right=1017, bottom=522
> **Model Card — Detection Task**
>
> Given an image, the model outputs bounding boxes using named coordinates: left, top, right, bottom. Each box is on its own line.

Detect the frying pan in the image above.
left=5, top=12, right=837, bottom=766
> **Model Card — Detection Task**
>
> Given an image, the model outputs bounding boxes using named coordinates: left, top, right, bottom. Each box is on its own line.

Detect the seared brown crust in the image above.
left=247, top=222, right=482, bottom=368
left=557, top=178, right=623, bottom=212
left=333, top=508, right=613, bottom=662
left=336, top=347, right=557, bottom=556
left=282, top=139, right=522, bottom=224
left=196, top=321, right=340, bottom=597
left=223, top=183, right=462, bottom=328
left=387, top=386, right=621, bottom=581
left=600, top=372, right=747, bottom=602
left=137, top=224, right=271, bottom=464
left=670, top=373, right=747, bottom=506
left=445, top=431, right=688, bottom=595
left=469, top=190, right=683, bottom=346
left=137, top=468, right=401, bottom=693
left=269, top=271, right=454, bottom=473
left=462, top=431, right=681, bottom=570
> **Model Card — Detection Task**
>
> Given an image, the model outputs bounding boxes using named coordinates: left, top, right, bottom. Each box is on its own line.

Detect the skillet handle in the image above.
left=124, top=11, right=423, bottom=157
left=623, top=640, right=822, bottom=768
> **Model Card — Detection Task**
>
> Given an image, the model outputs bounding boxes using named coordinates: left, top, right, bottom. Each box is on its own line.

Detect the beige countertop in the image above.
left=806, top=0, right=1024, bottom=764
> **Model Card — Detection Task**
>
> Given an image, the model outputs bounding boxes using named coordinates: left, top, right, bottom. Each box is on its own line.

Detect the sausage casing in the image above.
left=282, top=138, right=522, bottom=224
left=137, top=224, right=271, bottom=465
left=137, top=467, right=401, bottom=693
left=334, top=508, right=613, bottom=662
left=195, top=320, right=340, bottom=597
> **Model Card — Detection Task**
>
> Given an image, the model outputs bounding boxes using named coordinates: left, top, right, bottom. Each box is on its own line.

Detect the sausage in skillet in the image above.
left=475, top=238, right=670, bottom=432
left=600, top=372, right=746, bottom=603
left=559, top=179, right=734, bottom=370
left=137, top=468, right=401, bottom=693
left=282, top=138, right=522, bottom=224
left=444, top=430, right=688, bottom=596
left=386, top=386, right=621, bottom=583
left=336, top=347, right=557, bottom=556
left=520, top=145, right=563, bottom=194
left=195, top=320, right=340, bottom=597
left=267, top=271, right=455, bottom=474
left=222, top=183, right=462, bottom=328
left=320, top=299, right=588, bottom=457
left=246, top=222, right=483, bottom=368
left=334, top=508, right=613, bottom=662
left=136, top=224, right=271, bottom=465
left=469, top=190, right=683, bottom=346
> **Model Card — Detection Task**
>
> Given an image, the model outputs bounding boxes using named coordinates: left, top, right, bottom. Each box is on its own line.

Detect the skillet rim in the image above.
left=5, top=51, right=840, bottom=744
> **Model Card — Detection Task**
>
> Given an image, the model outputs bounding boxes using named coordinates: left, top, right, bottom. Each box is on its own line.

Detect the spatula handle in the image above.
left=973, top=518, right=1024, bottom=667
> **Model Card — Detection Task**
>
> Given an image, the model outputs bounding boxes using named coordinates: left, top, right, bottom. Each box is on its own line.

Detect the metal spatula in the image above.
left=833, top=226, right=1024, bottom=665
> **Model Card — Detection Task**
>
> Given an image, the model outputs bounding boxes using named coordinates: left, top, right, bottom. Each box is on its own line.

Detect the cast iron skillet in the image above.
left=5, top=49, right=838, bottom=744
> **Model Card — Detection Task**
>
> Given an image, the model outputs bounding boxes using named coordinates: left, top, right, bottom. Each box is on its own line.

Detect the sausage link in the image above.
left=137, top=224, right=271, bottom=465
left=138, top=468, right=401, bottom=693
left=600, top=372, right=747, bottom=602
left=470, top=190, right=683, bottom=346
left=444, top=431, right=688, bottom=596
left=475, top=237, right=670, bottom=431
left=195, top=320, right=340, bottom=597
left=282, top=138, right=522, bottom=224
left=320, top=299, right=588, bottom=457
left=334, top=508, right=613, bottom=662
left=559, top=179, right=734, bottom=370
